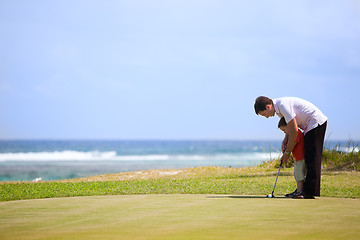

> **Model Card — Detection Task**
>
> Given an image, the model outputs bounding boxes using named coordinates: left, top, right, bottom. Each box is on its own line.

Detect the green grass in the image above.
left=1, top=148, right=359, bottom=240
left=1, top=145, right=359, bottom=201
left=1, top=167, right=359, bottom=201
left=1, top=195, right=360, bottom=240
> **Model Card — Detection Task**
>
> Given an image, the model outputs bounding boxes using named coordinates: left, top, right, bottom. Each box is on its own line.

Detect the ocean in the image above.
left=0, top=140, right=356, bottom=181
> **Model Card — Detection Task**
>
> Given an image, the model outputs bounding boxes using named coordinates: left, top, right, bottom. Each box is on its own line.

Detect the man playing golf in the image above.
left=254, top=96, right=327, bottom=199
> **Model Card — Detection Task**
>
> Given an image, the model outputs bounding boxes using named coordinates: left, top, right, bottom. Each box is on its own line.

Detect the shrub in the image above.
left=322, top=142, right=360, bottom=171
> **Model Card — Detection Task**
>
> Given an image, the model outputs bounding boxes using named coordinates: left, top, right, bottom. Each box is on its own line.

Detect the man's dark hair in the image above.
left=254, top=96, right=273, bottom=115
left=278, top=117, right=287, bottom=128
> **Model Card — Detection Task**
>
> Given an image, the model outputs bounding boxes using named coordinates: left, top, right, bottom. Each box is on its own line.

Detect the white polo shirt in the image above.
left=273, top=97, right=327, bottom=135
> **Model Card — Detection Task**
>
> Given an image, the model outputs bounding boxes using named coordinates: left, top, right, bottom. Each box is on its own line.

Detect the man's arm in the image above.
left=281, top=134, right=289, bottom=152
left=280, top=118, right=298, bottom=164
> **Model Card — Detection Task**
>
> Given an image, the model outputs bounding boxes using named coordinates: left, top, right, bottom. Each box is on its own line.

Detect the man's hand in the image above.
left=280, top=152, right=290, bottom=166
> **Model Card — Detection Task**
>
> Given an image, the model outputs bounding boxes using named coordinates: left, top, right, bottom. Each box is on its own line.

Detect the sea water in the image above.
left=0, top=140, right=356, bottom=181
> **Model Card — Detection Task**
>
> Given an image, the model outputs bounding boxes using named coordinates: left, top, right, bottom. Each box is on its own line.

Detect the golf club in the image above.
left=266, top=160, right=283, bottom=198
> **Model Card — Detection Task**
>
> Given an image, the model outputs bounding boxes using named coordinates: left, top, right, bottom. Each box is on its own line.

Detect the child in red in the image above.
left=278, top=117, right=306, bottom=198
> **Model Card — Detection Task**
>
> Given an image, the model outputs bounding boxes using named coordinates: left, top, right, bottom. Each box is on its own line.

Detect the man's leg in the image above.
left=304, top=121, right=327, bottom=196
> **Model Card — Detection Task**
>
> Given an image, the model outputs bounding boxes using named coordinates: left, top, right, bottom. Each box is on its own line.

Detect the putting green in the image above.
left=0, top=195, right=359, bottom=240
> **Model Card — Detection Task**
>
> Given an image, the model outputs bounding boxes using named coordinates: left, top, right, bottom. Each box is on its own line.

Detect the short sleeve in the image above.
left=278, top=102, right=296, bottom=123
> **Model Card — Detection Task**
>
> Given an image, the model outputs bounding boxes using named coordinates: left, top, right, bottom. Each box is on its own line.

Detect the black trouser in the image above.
left=303, top=121, right=327, bottom=196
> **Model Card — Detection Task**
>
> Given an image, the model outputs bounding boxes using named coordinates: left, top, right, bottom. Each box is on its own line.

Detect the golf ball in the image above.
left=267, top=194, right=272, bottom=198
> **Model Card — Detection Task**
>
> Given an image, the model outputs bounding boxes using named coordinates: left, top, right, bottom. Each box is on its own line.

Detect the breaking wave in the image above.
left=0, top=151, right=274, bottom=162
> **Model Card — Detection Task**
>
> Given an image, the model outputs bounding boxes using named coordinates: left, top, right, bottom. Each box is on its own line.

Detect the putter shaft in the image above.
left=271, top=162, right=282, bottom=195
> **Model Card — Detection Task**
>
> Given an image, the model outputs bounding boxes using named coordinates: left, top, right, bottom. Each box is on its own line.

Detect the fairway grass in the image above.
left=1, top=167, right=360, bottom=201
left=1, top=194, right=359, bottom=240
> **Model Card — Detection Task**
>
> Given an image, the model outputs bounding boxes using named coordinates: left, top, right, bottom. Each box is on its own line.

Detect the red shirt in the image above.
left=292, top=130, right=305, bottom=161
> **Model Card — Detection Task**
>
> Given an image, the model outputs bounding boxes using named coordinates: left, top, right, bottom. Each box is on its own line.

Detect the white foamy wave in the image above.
left=0, top=151, right=274, bottom=162
left=336, top=146, right=359, bottom=153
left=0, top=151, right=118, bottom=161
left=0, top=151, right=170, bottom=161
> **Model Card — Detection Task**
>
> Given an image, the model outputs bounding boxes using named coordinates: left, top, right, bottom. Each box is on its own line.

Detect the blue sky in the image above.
left=1, top=1, right=359, bottom=140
